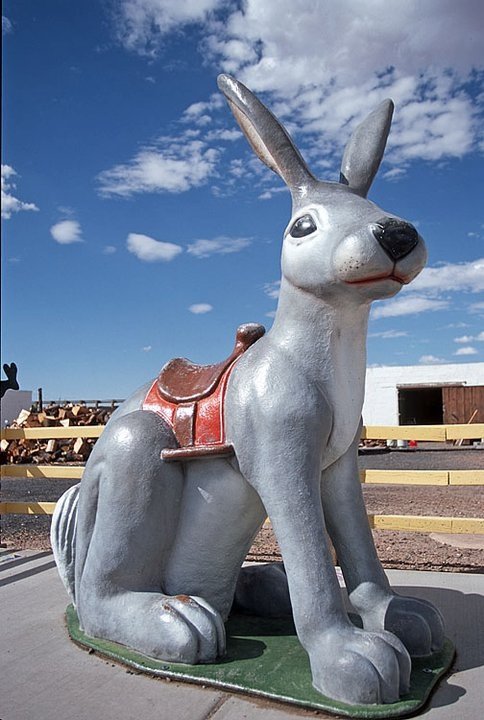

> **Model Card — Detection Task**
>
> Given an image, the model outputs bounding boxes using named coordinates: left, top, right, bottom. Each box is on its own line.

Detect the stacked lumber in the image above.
left=359, top=439, right=387, bottom=449
left=2, top=403, right=114, bottom=465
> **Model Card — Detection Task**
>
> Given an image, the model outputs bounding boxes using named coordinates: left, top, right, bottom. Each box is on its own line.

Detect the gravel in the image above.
left=2, top=447, right=483, bottom=573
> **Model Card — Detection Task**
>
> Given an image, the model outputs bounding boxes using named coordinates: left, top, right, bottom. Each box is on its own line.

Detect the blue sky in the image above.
left=2, top=0, right=483, bottom=400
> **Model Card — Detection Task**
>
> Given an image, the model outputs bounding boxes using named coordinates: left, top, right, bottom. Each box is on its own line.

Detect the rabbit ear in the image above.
left=339, top=99, right=394, bottom=197
left=217, top=74, right=315, bottom=192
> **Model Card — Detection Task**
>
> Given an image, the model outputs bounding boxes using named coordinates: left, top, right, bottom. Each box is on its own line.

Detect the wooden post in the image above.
left=38, top=387, right=43, bottom=411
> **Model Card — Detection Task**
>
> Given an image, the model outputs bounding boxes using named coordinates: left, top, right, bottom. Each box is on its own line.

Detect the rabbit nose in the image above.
left=372, top=218, right=419, bottom=261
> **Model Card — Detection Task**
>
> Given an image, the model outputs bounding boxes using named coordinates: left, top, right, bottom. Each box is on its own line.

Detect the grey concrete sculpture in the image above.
left=52, top=74, right=444, bottom=706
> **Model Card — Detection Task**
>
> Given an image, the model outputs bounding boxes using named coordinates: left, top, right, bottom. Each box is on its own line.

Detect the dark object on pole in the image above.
left=1, top=363, right=19, bottom=398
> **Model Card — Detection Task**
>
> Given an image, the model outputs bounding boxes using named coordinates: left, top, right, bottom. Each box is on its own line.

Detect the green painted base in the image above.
left=66, top=605, right=454, bottom=718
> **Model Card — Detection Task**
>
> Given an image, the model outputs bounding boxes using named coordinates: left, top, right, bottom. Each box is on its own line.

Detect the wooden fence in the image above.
left=1, top=423, right=483, bottom=535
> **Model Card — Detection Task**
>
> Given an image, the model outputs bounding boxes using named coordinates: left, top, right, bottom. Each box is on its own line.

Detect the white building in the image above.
left=1, top=389, right=33, bottom=426
left=363, top=362, right=483, bottom=426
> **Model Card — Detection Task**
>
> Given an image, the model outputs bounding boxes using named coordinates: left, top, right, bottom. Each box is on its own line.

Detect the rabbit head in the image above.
left=218, top=74, right=427, bottom=304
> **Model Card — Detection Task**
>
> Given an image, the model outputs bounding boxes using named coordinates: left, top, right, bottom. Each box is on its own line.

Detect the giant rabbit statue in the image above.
left=52, top=74, right=444, bottom=706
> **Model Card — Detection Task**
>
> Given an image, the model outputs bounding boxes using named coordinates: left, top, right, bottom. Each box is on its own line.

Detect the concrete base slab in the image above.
left=1, top=550, right=483, bottom=720
left=429, top=533, right=484, bottom=550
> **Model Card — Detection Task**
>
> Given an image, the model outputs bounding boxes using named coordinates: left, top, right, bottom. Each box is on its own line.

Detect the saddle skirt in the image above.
left=143, top=323, right=265, bottom=461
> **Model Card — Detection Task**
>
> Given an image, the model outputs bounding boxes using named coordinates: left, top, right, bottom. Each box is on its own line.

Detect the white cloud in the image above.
left=217, top=1, right=482, bottom=87
left=113, top=1, right=483, bottom=167
left=264, top=280, right=281, bottom=300
left=371, top=258, right=484, bottom=321
left=98, top=136, right=219, bottom=197
left=50, top=220, right=83, bottom=244
left=213, top=1, right=482, bottom=166
left=181, top=102, right=212, bottom=127
left=372, top=295, right=449, bottom=320
left=369, top=330, right=409, bottom=339
left=57, top=205, right=76, bottom=216
left=103, top=245, right=117, bottom=255
left=382, top=168, right=407, bottom=181
left=454, top=346, right=478, bottom=356
left=189, top=303, right=213, bottom=314
left=419, top=355, right=448, bottom=365
left=142, top=345, right=152, bottom=352
left=205, top=128, right=242, bottom=142
left=1, top=165, right=39, bottom=219
left=181, top=94, right=224, bottom=124
left=454, top=332, right=484, bottom=343
left=114, top=0, right=223, bottom=56
left=469, top=302, right=484, bottom=315
left=409, top=258, right=484, bottom=295
left=127, top=233, right=183, bottom=262
left=258, top=185, right=289, bottom=201
left=183, top=100, right=211, bottom=119
left=2, top=16, right=13, bottom=34
left=454, top=334, right=474, bottom=343
left=187, top=235, right=251, bottom=258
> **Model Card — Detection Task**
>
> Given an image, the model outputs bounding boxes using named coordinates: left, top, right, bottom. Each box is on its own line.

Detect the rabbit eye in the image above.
left=289, top=214, right=317, bottom=238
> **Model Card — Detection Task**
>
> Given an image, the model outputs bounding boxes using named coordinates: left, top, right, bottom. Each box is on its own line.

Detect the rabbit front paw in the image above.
left=309, top=624, right=411, bottom=705
left=350, top=584, right=445, bottom=657
left=382, top=595, right=445, bottom=657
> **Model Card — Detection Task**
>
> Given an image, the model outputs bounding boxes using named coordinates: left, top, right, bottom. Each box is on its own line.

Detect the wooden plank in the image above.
left=1, top=500, right=481, bottom=534
left=73, top=438, right=91, bottom=458
left=449, top=470, right=484, bottom=486
left=1, top=423, right=480, bottom=442
left=369, top=514, right=453, bottom=532
left=268, top=513, right=484, bottom=534
left=0, top=465, right=84, bottom=479
left=362, top=426, right=447, bottom=441
left=445, top=424, right=484, bottom=440
left=451, top=517, right=484, bottom=534
left=4, top=466, right=455, bottom=484
left=443, top=386, right=484, bottom=425
left=369, top=515, right=484, bottom=534
left=360, top=470, right=449, bottom=485
left=1, top=425, right=105, bottom=440
left=0, top=502, right=57, bottom=515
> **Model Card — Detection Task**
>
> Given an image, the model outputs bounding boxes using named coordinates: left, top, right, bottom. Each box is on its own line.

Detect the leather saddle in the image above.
left=158, top=323, right=265, bottom=403
left=143, top=323, right=265, bottom=461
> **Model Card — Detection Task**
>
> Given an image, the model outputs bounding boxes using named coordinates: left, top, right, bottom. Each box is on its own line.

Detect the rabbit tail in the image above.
left=50, top=483, right=79, bottom=603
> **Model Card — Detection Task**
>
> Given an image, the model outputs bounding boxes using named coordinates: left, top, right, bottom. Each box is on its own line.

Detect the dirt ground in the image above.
left=1, top=446, right=483, bottom=573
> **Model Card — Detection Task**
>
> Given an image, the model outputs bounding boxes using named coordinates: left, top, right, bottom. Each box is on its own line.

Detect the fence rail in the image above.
left=1, top=426, right=104, bottom=440
left=361, top=424, right=484, bottom=441
left=1, top=500, right=481, bottom=536
left=1, top=423, right=483, bottom=535
left=2, top=465, right=484, bottom=486
left=2, top=423, right=483, bottom=443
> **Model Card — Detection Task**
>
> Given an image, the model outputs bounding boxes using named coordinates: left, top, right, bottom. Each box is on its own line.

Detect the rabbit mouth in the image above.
left=345, top=272, right=406, bottom=286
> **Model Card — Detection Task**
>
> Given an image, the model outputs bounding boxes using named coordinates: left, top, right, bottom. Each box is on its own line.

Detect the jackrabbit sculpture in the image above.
left=52, top=75, right=444, bottom=706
